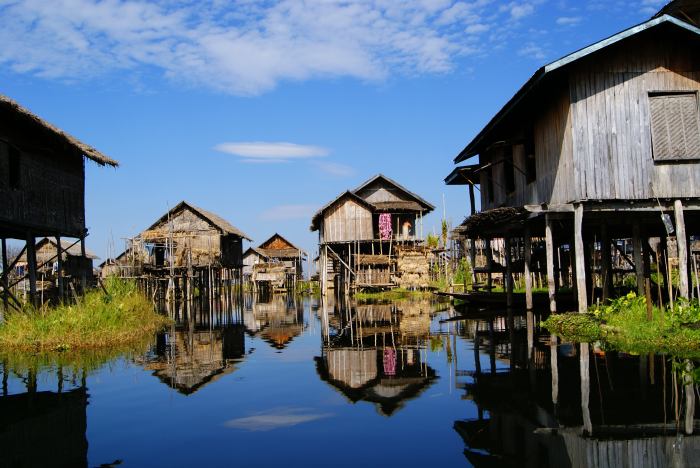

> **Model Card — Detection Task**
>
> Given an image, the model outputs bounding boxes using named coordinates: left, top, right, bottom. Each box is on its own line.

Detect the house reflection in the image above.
left=139, top=301, right=247, bottom=395
left=243, top=294, right=306, bottom=350
left=315, top=300, right=438, bottom=416
left=0, top=367, right=88, bottom=468
left=454, top=312, right=700, bottom=467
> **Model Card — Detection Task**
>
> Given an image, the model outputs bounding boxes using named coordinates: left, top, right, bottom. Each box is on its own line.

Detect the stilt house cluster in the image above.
left=311, top=174, right=434, bottom=295
left=446, top=11, right=700, bottom=313
left=242, top=233, right=307, bottom=293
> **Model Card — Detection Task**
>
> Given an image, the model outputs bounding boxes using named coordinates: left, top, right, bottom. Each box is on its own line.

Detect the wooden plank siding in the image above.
left=570, top=29, right=700, bottom=200
left=322, top=198, right=373, bottom=243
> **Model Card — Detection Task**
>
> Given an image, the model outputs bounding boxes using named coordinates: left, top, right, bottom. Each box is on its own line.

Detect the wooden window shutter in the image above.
left=649, top=92, right=700, bottom=161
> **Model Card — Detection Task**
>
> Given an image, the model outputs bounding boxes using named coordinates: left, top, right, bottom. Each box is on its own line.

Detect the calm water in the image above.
left=1, top=296, right=699, bottom=467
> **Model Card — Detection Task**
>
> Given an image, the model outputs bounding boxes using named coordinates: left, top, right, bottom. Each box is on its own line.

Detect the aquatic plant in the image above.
left=543, top=293, right=700, bottom=358
left=0, top=278, right=171, bottom=352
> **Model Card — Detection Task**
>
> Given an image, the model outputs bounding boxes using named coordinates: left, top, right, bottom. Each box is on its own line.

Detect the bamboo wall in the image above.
left=322, top=198, right=373, bottom=243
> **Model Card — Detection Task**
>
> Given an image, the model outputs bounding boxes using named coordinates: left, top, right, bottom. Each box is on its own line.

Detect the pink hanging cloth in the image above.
left=379, top=213, right=392, bottom=240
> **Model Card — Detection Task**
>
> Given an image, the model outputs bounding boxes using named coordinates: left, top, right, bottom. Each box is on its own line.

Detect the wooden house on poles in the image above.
left=242, top=233, right=307, bottom=293
left=122, top=201, right=250, bottom=300
left=445, top=9, right=700, bottom=313
left=0, top=95, right=118, bottom=309
left=311, top=174, right=434, bottom=295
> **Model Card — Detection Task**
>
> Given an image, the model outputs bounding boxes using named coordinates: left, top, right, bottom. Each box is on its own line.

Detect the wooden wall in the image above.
left=0, top=137, right=85, bottom=238
left=322, top=198, right=373, bottom=243
left=356, top=179, right=414, bottom=204
left=570, top=28, right=700, bottom=200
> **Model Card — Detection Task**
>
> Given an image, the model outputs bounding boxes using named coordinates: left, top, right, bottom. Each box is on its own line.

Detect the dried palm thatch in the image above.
left=458, top=207, right=526, bottom=236
left=0, top=94, right=118, bottom=167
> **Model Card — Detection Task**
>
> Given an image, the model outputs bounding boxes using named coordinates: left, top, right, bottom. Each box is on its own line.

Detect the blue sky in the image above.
left=0, top=0, right=666, bottom=259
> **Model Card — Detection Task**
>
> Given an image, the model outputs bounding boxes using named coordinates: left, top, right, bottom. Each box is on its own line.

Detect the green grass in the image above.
left=355, top=288, right=434, bottom=302
left=0, top=278, right=171, bottom=352
left=543, top=293, right=700, bottom=358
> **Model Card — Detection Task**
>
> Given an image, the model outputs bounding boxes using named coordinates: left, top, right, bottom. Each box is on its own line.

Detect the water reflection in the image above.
left=244, top=294, right=306, bottom=350
left=316, top=299, right=439, bottom=416
left=454, top=309, right=700, bottom=467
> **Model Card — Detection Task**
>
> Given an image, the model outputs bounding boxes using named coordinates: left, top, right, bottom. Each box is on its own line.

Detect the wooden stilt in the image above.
left=469, top=238, right=477, bottom=288
left=545, top=215, right=557, bottom=313
left=1, top=239, right=8, bottom=312
left=524, top=229, right=533, bottom=310
left=574, top=204, right=587, bottom=313
left=632, top=222, right=644, bottom=297
left=26, top=232, right=37, bottom=307
left=601, top=223, right=613, bottom=301
left=505, top=236, right=513, bottom=308
left=56, top=236, right=64, bottom=301
left=675, top=200, right=689, bottom=299
left=580, top=343, right=592, bottom=435
left=486, top=237, right=493, bottom=292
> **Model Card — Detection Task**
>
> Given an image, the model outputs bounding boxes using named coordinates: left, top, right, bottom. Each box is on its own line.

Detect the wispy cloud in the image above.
left=0, top=0, right=545, bottom=96
left=214, top=142, right=329, bottom=162
left=313, top=161, right=356, bottom=177
left=518, top=42, right=547, bottom=61
left=224, top=408, right=333, bottom=431
left=259, top=204, right=318, bottom=221
left=556, top=16, right=581, bottom=26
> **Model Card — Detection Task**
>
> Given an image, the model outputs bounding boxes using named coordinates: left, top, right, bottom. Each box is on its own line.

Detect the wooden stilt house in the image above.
left=446, top=9, right=700, bottom=312
left=243, top=233, right=307, bottom=293
left=0, top=95, right=118, bottom=308
left=311, top=174, right=434, bottom=294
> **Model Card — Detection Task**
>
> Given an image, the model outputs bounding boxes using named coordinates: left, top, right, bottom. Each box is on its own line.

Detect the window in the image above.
left=503, top=145, right=515, bottom=194
left=525, top=135, right=536, bottom=184
left=649, top=92, right=700, bottom=161
left=8, top=146, right=20, bottom=189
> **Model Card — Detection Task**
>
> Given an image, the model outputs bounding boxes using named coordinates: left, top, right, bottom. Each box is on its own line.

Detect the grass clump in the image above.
left=0, top=278, right=170, bottom=352
left=355, top=288, right=434, bottom=302
left=543, top=292, right=700, bottom=358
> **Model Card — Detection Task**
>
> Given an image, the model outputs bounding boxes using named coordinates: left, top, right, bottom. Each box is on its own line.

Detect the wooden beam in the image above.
left=675, top=200, right=689, bottom=299
left=545, top=215, right=557, bottom=313
left=1, top=238, right=8, bottom=312
left=524, top=228, right=533, bottom=310
left=486, top=237, right=493, bottom=292
left=80, top=233, right=87, bottom=293
left=468, top=185, right=476, bottom=215
left=574, top=204, right=587, bottom=313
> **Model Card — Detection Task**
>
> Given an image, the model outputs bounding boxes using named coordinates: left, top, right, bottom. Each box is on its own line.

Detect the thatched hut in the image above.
left=0, top=94, right=117, bottom=307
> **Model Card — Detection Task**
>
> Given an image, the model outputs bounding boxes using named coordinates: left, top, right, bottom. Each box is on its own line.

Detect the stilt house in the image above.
left=446, top=9, right=700, bottom=312
left=311, top=174, right=434, bottom=294
left=243, top=233, right=307, bottom=292
left=17, top=237, right=98, bottom=285
left=0, top=95, right=118, bottom=307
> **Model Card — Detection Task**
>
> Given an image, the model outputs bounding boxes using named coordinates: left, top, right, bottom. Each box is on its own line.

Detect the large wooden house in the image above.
left=445, top=9, right=700, bottom=312
left=311, top=174, right=434, bottom=294
left=0, top=95, right=118, bottom=307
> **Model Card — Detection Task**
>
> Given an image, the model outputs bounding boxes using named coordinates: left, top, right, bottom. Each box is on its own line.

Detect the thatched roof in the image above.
left=371, top=201, right=425, bottom=212
left=258, top=233, right=306, bottom=258
left=243, top=247, right=270, bottom=260
left=457, top=207, right=527, bottom=236
left=145, top=201, right=251, bottom=240
left=0, top=94, right=118, bottom=167
left=20, top=237, right=98, bottom=261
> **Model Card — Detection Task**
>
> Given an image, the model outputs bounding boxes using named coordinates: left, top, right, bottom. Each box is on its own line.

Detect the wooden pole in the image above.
left=1, top=239, right=8, bottom=312
left=632, top=222, right=644, bottom=297
left=550, top=334, right=559, bottom=405
left=486, top=237, right=493, bottom=293
left=505, top=236, right=513, bottom=308
left=545, top=214, right=557, bottom=313
left=601, top=223, right=612, bottom=301
left=80, top=232, right=87, bottom=293
left=27, top=232, right=37, bottom=307
left=469, top=238, right=477, bottom=288
left=524, top=229, right=533, bottom=310
left=56, top=236, right=64, bottom=301
left=675, top=200, right=689, bottom=299
left=580, top=343, right=592, bottom=435
left=468, top=184, right=476, bottom=215
left=574, top=204, right=587, bottom=313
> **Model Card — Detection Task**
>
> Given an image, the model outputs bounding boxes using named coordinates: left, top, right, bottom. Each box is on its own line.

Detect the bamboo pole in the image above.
left=524, top=228, right=533, bottom=310
left=675, top=200, right=689, bottom=299
left=26, top=232, right=37, bottom=307
left=574, top=204, right=587, bottom=313
left=1, top=239, right=8, bottom=312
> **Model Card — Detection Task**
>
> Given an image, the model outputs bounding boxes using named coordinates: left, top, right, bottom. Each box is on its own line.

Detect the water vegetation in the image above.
left=0, top=278, right=170, bottom=353
left=543, top=293, right=700, bottom=357
left=355, top=288, right=434, bottom=302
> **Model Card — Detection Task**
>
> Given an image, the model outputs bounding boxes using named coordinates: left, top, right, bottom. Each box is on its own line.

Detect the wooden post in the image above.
left=80, top=232, right=87, bottom=293
left=56, top=236, right=64, bottom=301
left=545, top=214, right=557, bottom=313
left=580, top=343, right=593, bottom=435
left=468, top=184, right=476, bottom=215
left=675, top=200, right=689, bottom=299
left=574, top=204, right=587, bottom=313
left=524, top=228, right=533, bottom=310
left=505, top=236, right=513, bottom=307
left=27, top=232, right=37, bottom=307
left=486, top=237, right=493, bottom=293
left=601, top=223, right=613, bottom=301
left=469, top=238, right=477, bottom=288
left=1, top=239, right=8, bottom=312
left=632, top=222, right=644, bottom=297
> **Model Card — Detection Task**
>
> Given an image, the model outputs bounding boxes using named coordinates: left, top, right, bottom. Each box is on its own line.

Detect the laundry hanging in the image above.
left=379, top=213, right=392, bottom=240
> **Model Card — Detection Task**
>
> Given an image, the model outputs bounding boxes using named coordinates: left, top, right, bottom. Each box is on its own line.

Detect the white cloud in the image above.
left=465, top=23, right=490, bottom=34
left=214, top=142, right=329, bottom=161
left=313, top=161, right=356, bottom=177
left=0, top=0, right=546, bottom=96
left=556, top=16, right=581, bottom=26
left=259, top=204, right=318, bottom=221
left=224, top=408, right=333, bottom=431
left=518, top=42, right=546, bottom=60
